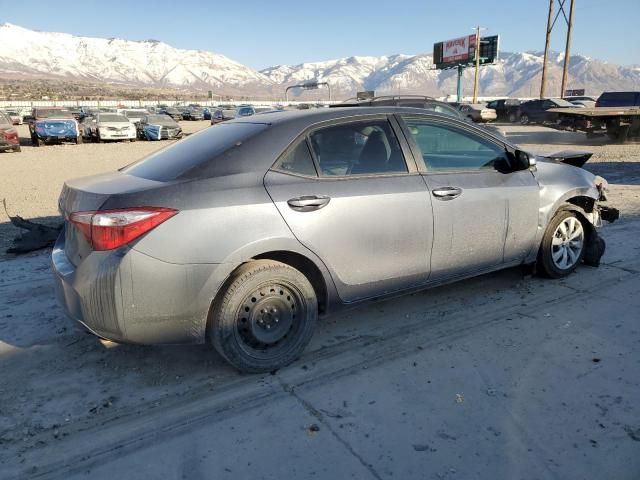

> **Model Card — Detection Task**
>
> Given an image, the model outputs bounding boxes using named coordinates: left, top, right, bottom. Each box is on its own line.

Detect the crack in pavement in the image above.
left=277, top=377, right=383, bottom=480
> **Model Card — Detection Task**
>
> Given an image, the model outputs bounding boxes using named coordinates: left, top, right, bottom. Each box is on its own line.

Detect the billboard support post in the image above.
left=472, top=26, right=481, bottom=103
left=456, top=65, right=463, bottom=102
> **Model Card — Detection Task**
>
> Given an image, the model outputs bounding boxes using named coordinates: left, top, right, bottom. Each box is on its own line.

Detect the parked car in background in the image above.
left=136, top=114, right=183, bottom=140
left=52, top=107, right=617, bottom=373
left=210, top=109, right=235, bottom=125
left=235, top=105, right=256, bottom=118
left=4, top=109, right=24, bottom=125
left=119, top=109, right=148, bottom=125
left=28, top=107, right=80, bottom=146
left=458, top=103, right=497, bottom=123
left=0, top=111, right=21, bottom=152
left=82, top=113, right=137, bottom=142
left=486, top=99, right=521, bottom=122
left=184, top=107, right=205, bottom=121
left=516, top=98, right=578, bottom=125
left=159, top=106, right=184, bottom=121
left=203, top=107, right=214, bottom=120
left=595, top=91, right=640, bottom=108
left=563, top=95, right=596, bottom=108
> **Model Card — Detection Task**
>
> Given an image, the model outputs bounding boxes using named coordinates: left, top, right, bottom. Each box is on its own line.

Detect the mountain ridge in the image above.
left=1, top=23, right=638, bottom=99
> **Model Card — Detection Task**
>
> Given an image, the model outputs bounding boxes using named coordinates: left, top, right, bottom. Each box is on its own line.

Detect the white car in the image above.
left=4, top=109, right=23, bottom=125
left=84, top=113, right=137, bottom=142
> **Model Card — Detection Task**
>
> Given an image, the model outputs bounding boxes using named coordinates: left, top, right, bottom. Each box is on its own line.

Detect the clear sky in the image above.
left=1, top=0, right=638, bottom=69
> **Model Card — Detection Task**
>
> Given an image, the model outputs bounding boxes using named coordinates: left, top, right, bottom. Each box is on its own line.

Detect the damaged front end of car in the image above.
left=534, top=152, right=620, bottom=268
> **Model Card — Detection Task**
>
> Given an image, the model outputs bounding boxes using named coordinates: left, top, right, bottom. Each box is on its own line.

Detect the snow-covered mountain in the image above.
left=1, top=23, right=639, bottom=99
left=0, top=23, right=275, bottom=95
left=263, top=51, right=640, bottom=99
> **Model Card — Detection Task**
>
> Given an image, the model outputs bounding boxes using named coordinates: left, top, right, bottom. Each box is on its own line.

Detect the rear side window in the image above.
left=122, top=123, right=268, bottom=181
left=273, top=141, right=317, bottom=177
left=402, top=119, right=506, bottom=172
left=309, top=120, right=407, bottom=176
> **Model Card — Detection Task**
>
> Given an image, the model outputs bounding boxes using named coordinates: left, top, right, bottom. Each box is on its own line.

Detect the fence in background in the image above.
left=0, top=100, right=336, bottom=108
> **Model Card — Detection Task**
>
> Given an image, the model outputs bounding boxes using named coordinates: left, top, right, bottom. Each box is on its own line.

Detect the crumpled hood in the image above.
left=535, top=157, right=601, bottom=200
left=35, top=118, right=77, bottom=136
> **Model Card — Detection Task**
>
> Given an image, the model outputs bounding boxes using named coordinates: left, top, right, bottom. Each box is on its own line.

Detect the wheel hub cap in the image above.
left=551, top=217, right=584, bottom=270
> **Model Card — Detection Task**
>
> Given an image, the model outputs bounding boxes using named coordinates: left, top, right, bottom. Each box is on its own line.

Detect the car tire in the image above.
left=32, top=135, right=43, bottom=147
left=209, top=260, right=318, bottom=373
left=508, top=112, right=517, bottom=123
left=519, top=114, right=530, bottom=125
left=13, top=145, right=21, bottom=153
left=538, top=210, right=587, bottom=278
left=75, top=136, right=82, bottom=144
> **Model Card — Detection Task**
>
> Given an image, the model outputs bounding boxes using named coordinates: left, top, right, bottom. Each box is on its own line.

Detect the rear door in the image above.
left=397, top=115, right=540, bottom=279
left=264, top=115, right=434, bottom=303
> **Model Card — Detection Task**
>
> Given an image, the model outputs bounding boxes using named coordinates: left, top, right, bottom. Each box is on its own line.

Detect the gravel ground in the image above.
left=0, top=122, right=639, bottom=257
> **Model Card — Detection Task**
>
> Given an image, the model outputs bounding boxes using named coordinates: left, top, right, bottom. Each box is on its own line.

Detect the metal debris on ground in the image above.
left=3, top=199, right=62, bottom=254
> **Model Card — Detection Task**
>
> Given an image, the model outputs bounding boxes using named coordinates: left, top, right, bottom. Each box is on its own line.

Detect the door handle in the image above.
left=432, top=187, right=462, bottom=200
left=287, top=195, right=331, bottom=212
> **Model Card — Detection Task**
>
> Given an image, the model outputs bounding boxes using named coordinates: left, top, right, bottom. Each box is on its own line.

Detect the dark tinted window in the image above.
left=123, top=122, right=268, bottom=181
left=273, top=140, right=317, bottom=177
left=309, top=120, right=407, bottom=176
left=402, top=119, right=506, bottom=171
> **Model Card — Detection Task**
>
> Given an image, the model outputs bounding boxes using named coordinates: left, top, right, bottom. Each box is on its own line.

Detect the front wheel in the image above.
left=209, top=260, right=318, bottom=373
left=520, top=114, right=530, bottom=125
left=538, top=211, right=586, bottom=278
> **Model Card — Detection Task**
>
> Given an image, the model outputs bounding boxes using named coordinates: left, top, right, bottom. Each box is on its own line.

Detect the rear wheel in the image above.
left=538, top=210, right=586, bottom=278
left=520, top=114, right=530, bottom=125
left=209, top=260, right=318, bottom=373
left=13, top=145, right=21, bottom=153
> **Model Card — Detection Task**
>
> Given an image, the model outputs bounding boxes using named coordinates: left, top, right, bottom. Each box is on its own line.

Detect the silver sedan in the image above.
left=52, top=107, right=617, bottom=372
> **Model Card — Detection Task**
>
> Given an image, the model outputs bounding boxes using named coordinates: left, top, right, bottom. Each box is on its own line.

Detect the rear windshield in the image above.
left=122, top=122, right=268, bottom=181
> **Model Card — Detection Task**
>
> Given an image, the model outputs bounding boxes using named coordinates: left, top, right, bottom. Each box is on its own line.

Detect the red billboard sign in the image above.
left=442, top=35, right=476, bottom=64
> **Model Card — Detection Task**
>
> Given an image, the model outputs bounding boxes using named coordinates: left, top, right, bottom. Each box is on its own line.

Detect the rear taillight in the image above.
left=70, top=207, right=177, bottom=251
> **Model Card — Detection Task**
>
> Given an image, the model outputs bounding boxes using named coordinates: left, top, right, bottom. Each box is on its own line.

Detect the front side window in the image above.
left=309, top=120, right=407, bottom=177
left=402, top=119, right=506, bottom=172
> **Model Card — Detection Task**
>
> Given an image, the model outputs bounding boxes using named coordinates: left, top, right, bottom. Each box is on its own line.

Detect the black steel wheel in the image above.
left=520, top=114, right=530, bottom=125
left=209, top=260, right=317, bottom=373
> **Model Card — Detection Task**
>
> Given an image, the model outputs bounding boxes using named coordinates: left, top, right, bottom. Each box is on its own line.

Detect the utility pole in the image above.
left=456, top=65, right=464, bottom=102
left=472, top=26, right=481, bottom=103
left=540, top=0, right=554, bottom=98
left=560, top=0, right=575, bottom=98
left=539, top=0, right=576, bottom=99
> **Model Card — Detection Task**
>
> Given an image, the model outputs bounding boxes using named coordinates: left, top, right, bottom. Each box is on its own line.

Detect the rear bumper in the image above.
left=51, top=232, right=223, bottom=345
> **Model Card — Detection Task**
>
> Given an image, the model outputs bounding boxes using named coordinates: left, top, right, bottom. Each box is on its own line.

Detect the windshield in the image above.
left=237, top=107, right=254, bottom=116
left=99, top=114, right=129, bottom=123
left=37, top=109, right=73, bottom=119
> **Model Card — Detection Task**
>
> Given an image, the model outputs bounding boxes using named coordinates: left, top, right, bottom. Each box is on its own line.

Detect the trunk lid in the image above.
left=59, top=171, right=166, bottom=265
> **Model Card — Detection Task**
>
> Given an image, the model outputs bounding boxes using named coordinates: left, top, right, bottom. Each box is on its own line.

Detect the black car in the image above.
left=184, top=107, right=205, bottom=121
left=486, top=99, right=521, bottom=122
left=159, top=107, right=183, bottom=121
left=136, top=114, right=183, bottom=140
left=516, top=98, right=578, bottom=125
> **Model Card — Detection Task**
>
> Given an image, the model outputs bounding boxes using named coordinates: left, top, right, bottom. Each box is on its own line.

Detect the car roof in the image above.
left=230, top=106, right=458, bottom=129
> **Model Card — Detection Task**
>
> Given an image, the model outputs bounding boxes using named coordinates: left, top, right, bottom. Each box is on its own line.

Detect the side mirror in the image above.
left=505, top=149, right=535, bottom=172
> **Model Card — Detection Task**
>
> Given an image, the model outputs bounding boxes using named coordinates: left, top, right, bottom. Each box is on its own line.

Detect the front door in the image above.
left=398, top=115, right=540, bottom=280
left=264, top=116, right=434, bottom=302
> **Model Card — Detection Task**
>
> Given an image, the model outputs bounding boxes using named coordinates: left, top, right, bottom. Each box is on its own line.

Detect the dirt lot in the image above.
left=0, top=123, right=639, bottom=479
